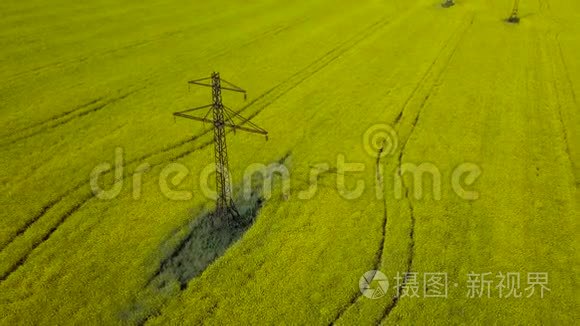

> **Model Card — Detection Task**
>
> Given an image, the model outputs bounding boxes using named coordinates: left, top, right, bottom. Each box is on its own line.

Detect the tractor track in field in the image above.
left=4, top=31, right=181, bottom=82
left=0, top=17, right=390, bottom=282
left=140, top=13, right=388, bottom=164
left=4, top=39, right=148, bottom=82
left=2, top=2, right=296, bottom=83
left=0, top=182, right=87, bottom=253
left=0, top=194, right=91, bottom=282
left=0, top=16, right=305, bottom=197
left=379, top=14, right=474, bottom=323
left=329, top=147, right=388, bottom=325
left=0, top=88, right=143, bottom=147
left=327, top=14, right=474, bottom=325
left=201, top=21, right=302, bottom=63
left=0, top=135, right=217, bottom=282
left=379, top=14, right=473, bottom=323
left=550, top=33, right=577, bottom=180
left=393, top=14, right=473, bottom=126
left=530, top=5, right=576, bottom=181
left=0, top=15, right=306, bottom=149
left=7, top=98, right=103, bottom=134
left=377, top=158, right=416, bottom=322
left=554, top=35, right=578, bottom=104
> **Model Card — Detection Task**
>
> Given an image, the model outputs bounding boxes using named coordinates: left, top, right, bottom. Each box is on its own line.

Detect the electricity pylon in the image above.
left=441, top=0, right=455, bottom=8
left=173, top=72, right=268, bottom=225
left=507, top=0, right=520, bottom=23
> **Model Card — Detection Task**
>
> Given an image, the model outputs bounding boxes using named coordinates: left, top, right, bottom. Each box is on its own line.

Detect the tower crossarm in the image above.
left=188, top=78, right=247, bottom=95
left=173, top=112, right=268, bottom=136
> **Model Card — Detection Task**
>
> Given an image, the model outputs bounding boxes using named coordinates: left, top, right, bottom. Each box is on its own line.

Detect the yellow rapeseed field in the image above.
left=0, top=0, right=577, bottom=324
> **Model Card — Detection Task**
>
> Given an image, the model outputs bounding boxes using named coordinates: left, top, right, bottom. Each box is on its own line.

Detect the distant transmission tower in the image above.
left=441, top=0, right=455, bottom=8
left=173, top=72, right=268, bottom=225
left=507, top=0, right=520, bottom=23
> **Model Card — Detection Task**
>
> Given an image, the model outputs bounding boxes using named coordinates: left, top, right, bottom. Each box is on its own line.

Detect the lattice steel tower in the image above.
left=507, top=0, right=520, bottom=23
left=174, top=72, right=268, bottom=223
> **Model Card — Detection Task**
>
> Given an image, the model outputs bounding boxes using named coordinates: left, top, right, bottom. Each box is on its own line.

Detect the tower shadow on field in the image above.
left=121, top=191, right=264, bottom=324
left=122, top=153, right=292, bottom=324
left=148, top=151, right=291, bottom=290
left=151, top=190, right=264, bottom=290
